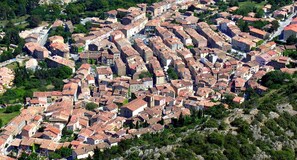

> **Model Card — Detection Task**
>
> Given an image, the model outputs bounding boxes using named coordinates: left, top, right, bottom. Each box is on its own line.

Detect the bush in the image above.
left=4, top=104, right=22, bottom=113
left=261, top=71, right=292, bottom=89
left=86, top=102, right=98, bottom=111
left=283, top=49, right=297, bottom=60
left=167, top=67, right=178, bottom=80
left=207, top=132, right=224, bottom=146
left=231, top=118, right=252, bottom=138
left=204, top=104, right=228, bottom=119
left=174, top=147, right=195, bottom=159
left=139, top=71, right=152, bottom=79
left=286, top=35, right=297, bottom=45
left=271, top=149, right=295, bottom=160
left=204, top=119, right=219, bottom=128
left=235, top=2, right=256, bottom=16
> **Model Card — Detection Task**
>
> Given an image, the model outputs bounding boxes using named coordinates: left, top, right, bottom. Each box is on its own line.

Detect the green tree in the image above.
left=86, top=102, right=98, bottom=111
left=28, top=15, right=42, bottom=28
left=271, top=20, right=279, bottom=31
left=255, top=9, right=264, bottom=18
left=49, top=26, right=71, bottom=42
left=139, top=71, right=152, bottom=79
left=237, top=19, right=249, bottom=32
left=235, top=2, right=256, bottom=16
left=4, top=104, right=22, bottom=113
left=19, top=152, right=39, bottom=160
left=167, top=67, right=178, bottom=80
left=271, top=149, right=295, bottom=160
left=261, top=70, right=292, bottom=88
left=240, top=144, right=256, bottom=159
left=283, top=49, right=297, bottom=60
left=58, top=147, right=72, bottom=158
left=3, top=22, right=23, bottom=46
left=174, top=147, right=195, bottom=159
left=203, top=119, right=219, bottom=128
left=205, top=104, right=227, bottom=119
left=74, top=24, right=88, bottom=33
left=286, top=35, right=297, bottom=45
left=93, top=147, right=104, bottom=160
left=229, top=0, right=239, bottom=7
left=224, top=146, right=241, bottom=160
left=207, top=132, right=224, bottom=146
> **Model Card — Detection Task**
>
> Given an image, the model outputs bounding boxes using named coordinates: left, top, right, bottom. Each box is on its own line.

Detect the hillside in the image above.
left=90, top=71, right=297, bottom=160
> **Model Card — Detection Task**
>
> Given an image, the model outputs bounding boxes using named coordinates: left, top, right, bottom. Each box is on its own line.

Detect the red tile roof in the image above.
left=284, top=24, right=297, bottom=32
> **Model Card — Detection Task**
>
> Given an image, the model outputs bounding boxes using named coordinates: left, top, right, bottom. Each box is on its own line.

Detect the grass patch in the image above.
left=6, top=62, right=19, bottom=70
left=238, top=1, right=266, bottom=9
left=0, top=109, right=20, bottom=125
left=46, top=84, right=55, bottom=90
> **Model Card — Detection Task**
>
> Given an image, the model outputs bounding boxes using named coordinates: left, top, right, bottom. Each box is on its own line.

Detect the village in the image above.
left=0, top=0, right=297, bottom=159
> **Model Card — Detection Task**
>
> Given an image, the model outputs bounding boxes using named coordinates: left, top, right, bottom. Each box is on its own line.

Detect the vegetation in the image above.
left=49, top=147, right=72, bottom=159
left=89, top=71, right=297, bottom=159
left=0, top=22, right=24, bottom=62
left=167, top=67, right=178, bottom=80
left=0, top=0, right=39, bottom=21
left=64, top=0, right=160, bottom=24
left=0, top=62, right=72, bottom=104
left=92, top=111, right=207, bottom=160
left=283, top=49, right=297, bottom=60
left=73, top=22, right=92, bottom=34
left=139, top=71, right=153, bottom=79
left=4, top=104, right=22, bottom=113
left=0, top=108, right=20, bottom=125
left=251, top=20, right=269, bottom=30
left=86, top=102, right=98, bottom=111
left=27, top=15, right=42, bottom=28
left=60, top=128, right=76, bottom=142
left=235, top=1, right=264, bottom=16
left=19, top=152, right=40, bottom=160
left=48, top=26, right=71, bottom=42
left=261, top=70, right=292, bottom=89
left=267, top=0, right=293, bottom=10
left=286, top=35, right=297, bottom=45
left=238, top=17, right=275, bottom=33
left=270, top=20, right=280, bottom=32
left=237, top=19, right=249, bottom=32
left=256, top=40, right=264, bottom=46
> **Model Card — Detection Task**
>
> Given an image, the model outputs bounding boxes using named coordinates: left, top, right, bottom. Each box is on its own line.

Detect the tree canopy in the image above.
left=86, top=102, right=98, bottom=111
left=261, top=70, right=292, bottom=89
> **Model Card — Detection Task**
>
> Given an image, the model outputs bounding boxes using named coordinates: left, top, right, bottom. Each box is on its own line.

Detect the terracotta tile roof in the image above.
left=250, top=27, right=268, bottom=36
left=62, top=82, right=78, bottom=96
left=284, top=24, right=297, bottom=32
left=122, top=98, right=147, bottom=111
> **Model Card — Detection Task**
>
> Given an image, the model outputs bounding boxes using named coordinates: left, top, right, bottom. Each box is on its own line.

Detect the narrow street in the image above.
left=268, top=11, right=297, bottom=41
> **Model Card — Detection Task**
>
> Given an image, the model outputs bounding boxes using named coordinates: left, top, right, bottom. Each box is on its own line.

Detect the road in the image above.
left=268, top=11, right=297, bottom=41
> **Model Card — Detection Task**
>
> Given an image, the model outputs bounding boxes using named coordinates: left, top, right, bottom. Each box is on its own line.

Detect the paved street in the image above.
left=269, top=11, right=297, bottom=41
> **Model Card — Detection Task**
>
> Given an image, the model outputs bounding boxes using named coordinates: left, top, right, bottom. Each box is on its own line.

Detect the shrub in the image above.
left=86, top=102, right=98, bottom=111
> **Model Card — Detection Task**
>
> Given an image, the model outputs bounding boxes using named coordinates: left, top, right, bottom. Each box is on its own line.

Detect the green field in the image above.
left=6, top=62, right=19, bottom=70
left=0, top=109, right=20, bottom=125
left=239, top=1, right=267, bottom=9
